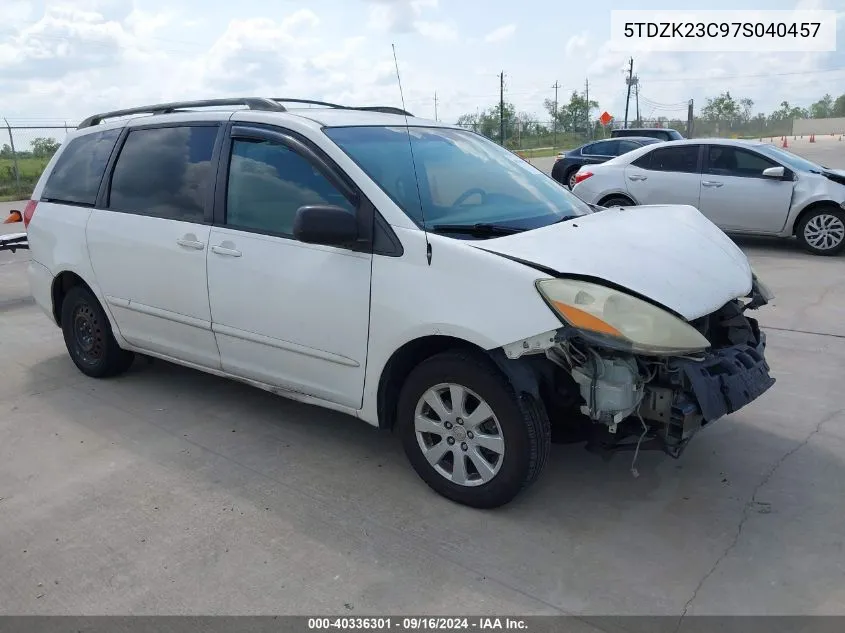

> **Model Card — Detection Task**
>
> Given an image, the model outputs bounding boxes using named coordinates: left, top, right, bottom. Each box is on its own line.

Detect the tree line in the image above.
left=454, top=90, right=845, bottom=145
left=700, top=91, right=845, bottom=124
left=0, top=137, right=62, bottom=160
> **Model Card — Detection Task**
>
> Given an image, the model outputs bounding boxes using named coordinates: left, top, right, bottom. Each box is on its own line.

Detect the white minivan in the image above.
left=24, top=98, right=775, bottom=508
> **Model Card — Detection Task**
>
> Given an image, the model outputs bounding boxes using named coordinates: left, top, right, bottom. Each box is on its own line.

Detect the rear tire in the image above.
left=796, top=207, right=845, bottom=256
left=60, top=286, right=134, bottom=378
left=599, top=196, right=634, bottom=208
left=565, top=168, right=579, bottom=190
left=397, top=351, right=550, bottom=508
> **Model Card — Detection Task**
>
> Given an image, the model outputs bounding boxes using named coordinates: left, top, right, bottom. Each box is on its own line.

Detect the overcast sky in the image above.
left=1, top=0, right=844, bottom=125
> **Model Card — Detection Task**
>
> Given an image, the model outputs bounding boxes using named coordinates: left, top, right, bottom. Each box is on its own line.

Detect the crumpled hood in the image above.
left=476, top=205, right=752, bottom=321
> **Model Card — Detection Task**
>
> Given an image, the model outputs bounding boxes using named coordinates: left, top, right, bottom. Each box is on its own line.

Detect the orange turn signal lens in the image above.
left=552, top=301, right=623, bottom=337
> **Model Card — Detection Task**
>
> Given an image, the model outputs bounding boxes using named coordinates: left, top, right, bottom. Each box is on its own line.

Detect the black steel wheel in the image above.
left=61, top=285, right=134, bottom=378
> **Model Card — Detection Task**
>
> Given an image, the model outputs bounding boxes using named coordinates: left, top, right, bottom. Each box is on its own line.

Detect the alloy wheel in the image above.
left=803, top=213, right=845, bottom=251
left=414, top=383, right=505, bottom=487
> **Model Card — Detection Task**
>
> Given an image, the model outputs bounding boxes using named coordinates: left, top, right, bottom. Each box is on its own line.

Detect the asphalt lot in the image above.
left=1, top=138, right=844, bottom=619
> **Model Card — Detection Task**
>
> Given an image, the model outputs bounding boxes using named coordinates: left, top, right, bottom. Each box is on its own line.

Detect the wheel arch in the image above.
left=50, top=270, right=125, bottom=347
left=375, top=335, right=546, bottom=431
left=597, top=191, right=636, bottom=206
left=52, top=270, right=95, bottom=327
left=789, top=200, right=845, bottom=235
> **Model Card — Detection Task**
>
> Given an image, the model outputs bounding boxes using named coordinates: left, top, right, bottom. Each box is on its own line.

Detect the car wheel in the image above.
left=796, top=207, right=845, bottom=256
left=600, top=196, right=634, bottom=208
left=566, top=168, right=579, bottom=189
left=61, top=285, right=135, bottom=378
left=397, top=351, right=551, bottom=508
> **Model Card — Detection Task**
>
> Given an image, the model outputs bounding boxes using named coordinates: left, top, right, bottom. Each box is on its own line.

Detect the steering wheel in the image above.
left=453, top=188, right=487, bottom=207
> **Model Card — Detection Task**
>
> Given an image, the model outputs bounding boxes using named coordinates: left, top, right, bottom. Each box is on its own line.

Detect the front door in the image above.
left=697, top=144, right=795, bottom=233
left=206, top=126, right=372, bottom=409
left=86, top=123, right=222, bottom=369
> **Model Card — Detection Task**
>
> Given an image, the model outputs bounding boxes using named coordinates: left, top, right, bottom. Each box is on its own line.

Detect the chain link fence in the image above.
left=451, top=116, right=800, bottom=155
left=615, top=117, right=796, bottom=140
left=1, top=124, right=75, bottom=201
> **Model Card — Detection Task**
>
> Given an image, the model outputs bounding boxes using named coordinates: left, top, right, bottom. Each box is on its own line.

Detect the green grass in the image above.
left=516, top=146, right=576, bottom=158
left=0, top=156, right=52, bottom=201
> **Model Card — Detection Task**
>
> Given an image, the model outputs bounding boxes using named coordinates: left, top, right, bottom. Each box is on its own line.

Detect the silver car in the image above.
left=570, top=138, right=845, bottom=256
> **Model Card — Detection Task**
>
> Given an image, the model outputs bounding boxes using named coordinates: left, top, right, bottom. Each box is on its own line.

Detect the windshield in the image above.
left=324, top=126, right=592, bottom=234
left=754, top=144, right=825, bottom=173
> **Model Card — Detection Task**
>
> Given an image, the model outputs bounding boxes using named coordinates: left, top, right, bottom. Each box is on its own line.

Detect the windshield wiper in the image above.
left=429, top=223, right=525, bottom=236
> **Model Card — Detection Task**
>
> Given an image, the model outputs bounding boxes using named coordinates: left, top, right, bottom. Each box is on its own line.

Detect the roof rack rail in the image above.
left=271, top=98, right=345, bottom=109
left=271, top=98, right=413, bottom=117
left=353, top=106, right=415, bottom=116
left=77, top=98, right=287, bottom=129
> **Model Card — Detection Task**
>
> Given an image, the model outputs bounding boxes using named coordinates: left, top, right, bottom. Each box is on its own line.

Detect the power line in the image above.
left=640, top=66, right=845, bottom=83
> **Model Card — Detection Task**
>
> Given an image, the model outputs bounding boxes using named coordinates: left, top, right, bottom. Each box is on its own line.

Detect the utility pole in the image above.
left=552, top=80, right=560, bottom=149
left=687, top=99, right=695, bottom=138
left=635, top=79, right=640, bottom=126
left=584, top=78, right=590, bottom=139
left=434, top=92, right=439, bottom=121
left=499, top=71, right=505, bottom=145
left=624, top=57, right=633, bottom=129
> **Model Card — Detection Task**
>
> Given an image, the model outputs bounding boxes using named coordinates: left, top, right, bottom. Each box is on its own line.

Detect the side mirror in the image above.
left=293, top=205, right=359, bottom=247
left=762, top=166, right=785, bottom=179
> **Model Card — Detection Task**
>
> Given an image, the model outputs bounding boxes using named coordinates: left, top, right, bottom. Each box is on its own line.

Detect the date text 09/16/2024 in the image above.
left=307, top=617, right=529, bottom=631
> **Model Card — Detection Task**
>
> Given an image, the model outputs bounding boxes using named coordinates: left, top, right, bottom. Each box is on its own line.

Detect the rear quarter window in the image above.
left=107, top=125, right=218, bottom=222
left=41, top=128, right=121, bottom=205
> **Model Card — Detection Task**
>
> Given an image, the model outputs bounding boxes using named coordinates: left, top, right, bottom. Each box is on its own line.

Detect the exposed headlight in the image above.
left=535, top=278, right=711, bottom=356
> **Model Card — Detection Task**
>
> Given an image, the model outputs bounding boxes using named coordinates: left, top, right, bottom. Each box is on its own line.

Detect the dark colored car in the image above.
left=551, top=137, right=661, bottom=189
left=611, top=127, right=685, bottom=141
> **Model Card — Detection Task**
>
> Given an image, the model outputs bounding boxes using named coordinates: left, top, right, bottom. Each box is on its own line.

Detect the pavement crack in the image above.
left=673, top=407, right=844, bottom=631
left=762, top=325, right=845, bottom=340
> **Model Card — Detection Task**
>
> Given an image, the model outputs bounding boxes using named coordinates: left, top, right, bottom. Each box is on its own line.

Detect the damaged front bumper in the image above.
left=502, top=293, right=776, bottom=459
left=638, top=328, right=775, bottom=456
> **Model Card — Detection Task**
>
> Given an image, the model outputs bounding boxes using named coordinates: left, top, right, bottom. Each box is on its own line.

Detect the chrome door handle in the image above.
left=628, top=174, right=647, bottom=181
left=702, top=181, right=724, bottom=188
left=212, top=245, right=242, bottom=257
left=176, top=237, right=205, bottom=250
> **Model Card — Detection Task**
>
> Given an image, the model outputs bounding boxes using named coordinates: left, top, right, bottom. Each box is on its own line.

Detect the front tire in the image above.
left=397, top=351, right=550, bottom=508
left=796, top=207, right=845, bottom=256
left=61, top=286, right=134, bottom=378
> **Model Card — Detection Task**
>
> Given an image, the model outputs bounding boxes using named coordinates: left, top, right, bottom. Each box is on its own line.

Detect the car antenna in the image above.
left=392, top=43, right=432, bottom=265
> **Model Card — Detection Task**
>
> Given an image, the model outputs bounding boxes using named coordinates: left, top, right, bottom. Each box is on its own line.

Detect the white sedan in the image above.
left=570, top=138, right=845, bottom=256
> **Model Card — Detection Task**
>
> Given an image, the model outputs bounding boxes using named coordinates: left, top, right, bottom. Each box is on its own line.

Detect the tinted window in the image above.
left=618, top=139, right=647, bottom=154
left=41, top=129, right=120, bottom=205
left=108, top=126, right=218, bottom=222
left=580, top=143, right=596, bottom=154
left=586, top=140, right=619, bottom=156
left=705, top=146, right=777, bottom=177
left=226, top=138, right=355, bottom=236
left=641, top=145, right=699, bottom=173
